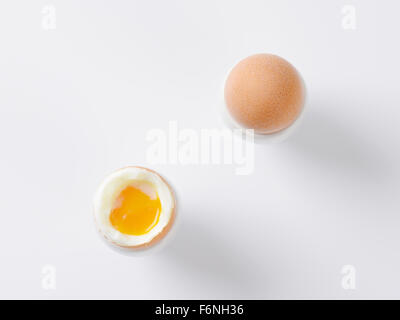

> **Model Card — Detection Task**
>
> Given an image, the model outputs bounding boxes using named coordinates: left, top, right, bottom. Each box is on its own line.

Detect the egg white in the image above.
left=93, top=167, right=175, bottom=248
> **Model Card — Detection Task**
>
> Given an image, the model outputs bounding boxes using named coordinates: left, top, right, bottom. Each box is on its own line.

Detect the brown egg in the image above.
left=224, top=54, right=305, bottom=134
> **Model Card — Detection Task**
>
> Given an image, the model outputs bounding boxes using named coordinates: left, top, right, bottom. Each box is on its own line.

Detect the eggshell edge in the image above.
left=93, top=166, right=176, bottom=251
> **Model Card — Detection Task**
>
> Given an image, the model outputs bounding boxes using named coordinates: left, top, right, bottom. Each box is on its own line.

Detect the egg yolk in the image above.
left=109, top=185, right=161, bottom=236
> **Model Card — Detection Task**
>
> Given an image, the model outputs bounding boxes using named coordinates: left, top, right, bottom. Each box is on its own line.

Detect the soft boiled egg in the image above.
left=93, top=166, right=175, bottom=249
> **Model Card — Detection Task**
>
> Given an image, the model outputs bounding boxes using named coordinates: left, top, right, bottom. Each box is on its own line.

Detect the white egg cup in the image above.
left=220, top=59, right=307, bottom=144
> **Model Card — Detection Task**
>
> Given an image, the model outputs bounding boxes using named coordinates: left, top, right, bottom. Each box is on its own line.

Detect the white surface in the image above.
left=0, top=0, right=399, bottom=299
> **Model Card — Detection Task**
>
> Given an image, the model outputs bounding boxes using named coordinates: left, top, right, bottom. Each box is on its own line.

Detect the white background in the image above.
left=0, top=0, right=399, bottom=299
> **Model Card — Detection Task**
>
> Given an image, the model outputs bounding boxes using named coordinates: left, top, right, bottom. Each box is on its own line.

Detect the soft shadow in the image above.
left=156, top=217, right=265, bottom=297
left=284, top=105, right=392, bottom=184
